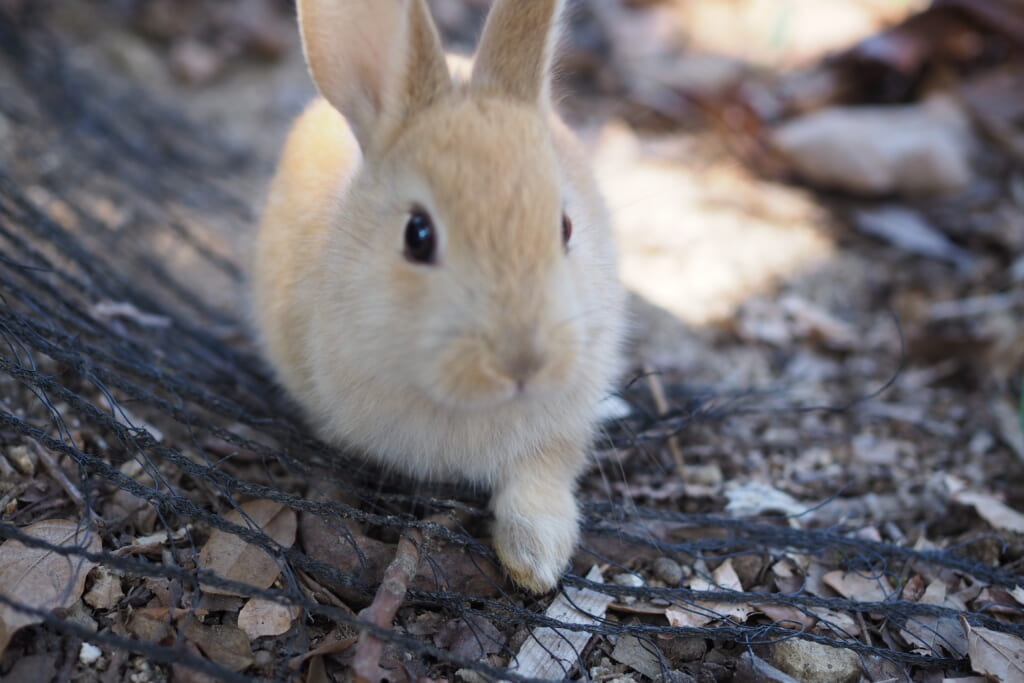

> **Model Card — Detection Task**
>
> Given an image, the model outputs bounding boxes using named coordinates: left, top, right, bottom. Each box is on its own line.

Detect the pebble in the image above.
left=653, top=557, right=683, bottom=586
left=79, top=643, right=102, bottom=666
left=613, top=572, right=645, bottom=588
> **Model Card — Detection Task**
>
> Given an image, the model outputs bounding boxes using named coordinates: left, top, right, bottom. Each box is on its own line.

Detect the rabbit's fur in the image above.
left=253, top=0, right=626, bottom=592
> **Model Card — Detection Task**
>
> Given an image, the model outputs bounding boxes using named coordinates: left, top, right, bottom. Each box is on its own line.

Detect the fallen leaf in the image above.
left=961, top=618, right=1024, bottom=682
left=0, top=519, right=101, bottom=656
left=823, top=570, right=893, bottom=604
left=947, top=477, right=1024, bottom=534
left=725, top=482, right=805, bottom=517
left=610, top=635, right=664, bottom=680
left=237, top=599, right=299, bottom=640
left=305, top=655, right=329, bottom=683
left=183, top=620, right=255, bottom=672
left=90, top=301, right=171, bottom=328
left=199, top=500, right=297, bottom=596
left=666, top=559, right=754, bottom=627
left=901, top=581, right=968, bottom=657
left=127, top=608, right=175, bottom=643
left=757, top=603, right=817, bottom=630
left=507, top=566, right=614, bottom=680
left=432, top=615, right=505, bottom=662
left=854, top=206, right=974, bottom=269
left=84, top=567, right=124, bottom=610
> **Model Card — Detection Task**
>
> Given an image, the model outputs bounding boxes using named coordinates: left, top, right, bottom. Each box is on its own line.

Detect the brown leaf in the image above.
left=127, top=608, right=174, bottom=643
left=183, top=619, right=255, bottom=672
left=823, top=570, right=892, bottom=603
left=84, top=567, right=124, bottom=610
left=901, top=581, right=967, bottom=657
left=0, top=519, right=101, bottom=656
left=666, top=559, right=754, bottom=628
left=237, top=598, right=298, bottom=640
left=305, top=655, right=329, bottom=683
left=948, top=476, right=1024, bottom=534
left=432, top=615, right=505, bottom=661
left=199, top=499, right=297, bottom=596
left=756, top=603, right=817, bottom=630
left=961, top=618, right=1024, bottom=682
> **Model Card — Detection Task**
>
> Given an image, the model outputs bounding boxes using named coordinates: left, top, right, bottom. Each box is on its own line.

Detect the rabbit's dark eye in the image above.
left=404, top=209, right=437, bottom=265
left=562, top=212, right=573, bottom=249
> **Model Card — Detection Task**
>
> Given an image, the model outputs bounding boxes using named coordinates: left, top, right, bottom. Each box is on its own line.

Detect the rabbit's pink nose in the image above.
left=501, top=348, right=547, bottom=391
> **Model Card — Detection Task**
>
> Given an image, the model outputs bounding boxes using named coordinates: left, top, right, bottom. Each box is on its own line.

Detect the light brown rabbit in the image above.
left=253, top=0, right=626, bottom=592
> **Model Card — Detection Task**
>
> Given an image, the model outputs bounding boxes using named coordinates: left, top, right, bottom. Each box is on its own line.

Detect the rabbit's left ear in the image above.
left=471, top=0, right=564, bottom=107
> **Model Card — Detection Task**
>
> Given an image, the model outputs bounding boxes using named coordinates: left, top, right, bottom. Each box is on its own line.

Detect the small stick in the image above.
left=31, top=440, right=94, bottom=515
left=350, top=513, right=453, bottom=682
left=643, top=363, right=687, bottom=482
left=290, top=632, right=359, bottom=670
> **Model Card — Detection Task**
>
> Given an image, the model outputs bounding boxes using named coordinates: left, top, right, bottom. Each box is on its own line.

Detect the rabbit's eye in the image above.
left=562, top=212, right=573, bottom=249
left=404, top=209, right=437, bottom=265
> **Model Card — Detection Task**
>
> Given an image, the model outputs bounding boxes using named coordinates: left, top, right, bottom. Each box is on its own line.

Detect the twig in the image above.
left=289, top=631, right=358, bottom=670
left=31, top=440, right=95, bottom=516
left=643, top=363, right=687, bottom=482
left=350, top=513, right=456, bottom=682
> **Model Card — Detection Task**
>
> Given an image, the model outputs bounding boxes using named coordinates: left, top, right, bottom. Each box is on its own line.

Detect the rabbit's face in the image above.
left=336, top=98, right=588, bottom=410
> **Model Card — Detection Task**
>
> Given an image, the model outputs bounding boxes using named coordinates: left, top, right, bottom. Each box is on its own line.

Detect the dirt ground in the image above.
left=2, top=0, right=1023, bottom=681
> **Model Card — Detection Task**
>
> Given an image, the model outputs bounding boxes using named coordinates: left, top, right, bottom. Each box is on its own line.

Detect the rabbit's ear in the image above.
left=471, top=0, right=563, bottom=107
left=298, top=0, right=451, bottom=151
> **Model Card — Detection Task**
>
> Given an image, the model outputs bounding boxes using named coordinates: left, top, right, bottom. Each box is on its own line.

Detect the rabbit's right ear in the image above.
left=297, top=0, right=451, bottom=152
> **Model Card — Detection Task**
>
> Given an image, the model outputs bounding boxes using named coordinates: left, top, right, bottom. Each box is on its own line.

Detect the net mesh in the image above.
left=1, top=6, right=1022, bottom=682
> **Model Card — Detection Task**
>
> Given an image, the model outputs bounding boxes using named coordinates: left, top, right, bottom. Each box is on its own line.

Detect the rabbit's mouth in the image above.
left=428, top=334, right=579, bottom=410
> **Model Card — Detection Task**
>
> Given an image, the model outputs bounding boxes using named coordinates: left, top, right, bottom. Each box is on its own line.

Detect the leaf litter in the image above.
left=2, top=0, right=1024, bottom=680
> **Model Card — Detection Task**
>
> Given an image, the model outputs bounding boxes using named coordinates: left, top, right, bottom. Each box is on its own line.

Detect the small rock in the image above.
left=456, top=669, right=490, bottom=683
left=771, top=639, right=862, bottom=683
left=7, top=445, right=35, bottom=475
left=169, top=39, right=224, bottom=85
left=613, top=572, right=645, bottom=588
left=660, top=636, right=707, bottom=665
left=773, top=95, right=974, bottom=197
left=100, top=34, right=166, bottom=85
left=79, top=643, right=102, bottom=666
left=653, top=557, right=683, bottom=586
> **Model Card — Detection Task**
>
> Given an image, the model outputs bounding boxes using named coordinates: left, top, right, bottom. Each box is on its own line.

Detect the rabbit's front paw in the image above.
left=492, top=484, right=580, bottom=593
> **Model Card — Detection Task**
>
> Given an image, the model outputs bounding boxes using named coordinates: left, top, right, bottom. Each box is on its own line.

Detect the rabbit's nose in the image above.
left=499, top=343, right=547, bottom=391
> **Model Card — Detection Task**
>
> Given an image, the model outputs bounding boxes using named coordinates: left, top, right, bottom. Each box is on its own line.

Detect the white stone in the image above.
left=773, top=95, right=974, bottom=197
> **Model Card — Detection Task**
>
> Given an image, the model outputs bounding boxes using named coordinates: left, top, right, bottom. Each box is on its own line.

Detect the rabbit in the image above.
left=252, top=0, right=626, bottom=593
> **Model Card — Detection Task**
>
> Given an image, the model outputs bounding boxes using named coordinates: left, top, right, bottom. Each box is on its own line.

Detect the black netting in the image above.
left=1, top=6, right=1022, bottom=682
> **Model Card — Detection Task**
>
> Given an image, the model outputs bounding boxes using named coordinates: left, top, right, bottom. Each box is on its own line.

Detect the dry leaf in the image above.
left=823, top=570, right=892, bottom=603
left=901, top=581, right=967, bottom=657
left=183, top=620, right=255, bottom=672
left=666, top=559, right=754, bottom=628
left=508, top=566, right=614, bottom=679
left=127, top=608, right=175, bottom=643
left=198, top=500, right=297, bottom=596
left=84, top=567, right=124, bottom=610
left=237, top=599, right=299, bottom=640
left=961, top=618, right=1024, bottom=682
left=610, top=635, right=663, bottom=680
left=0, top=519, right=101, bottom=656
left=433, top=615, right=505, bottom=662
left=948, top=478, right=1024, bottom=534
left=757, top=603, right=817, bottom=630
